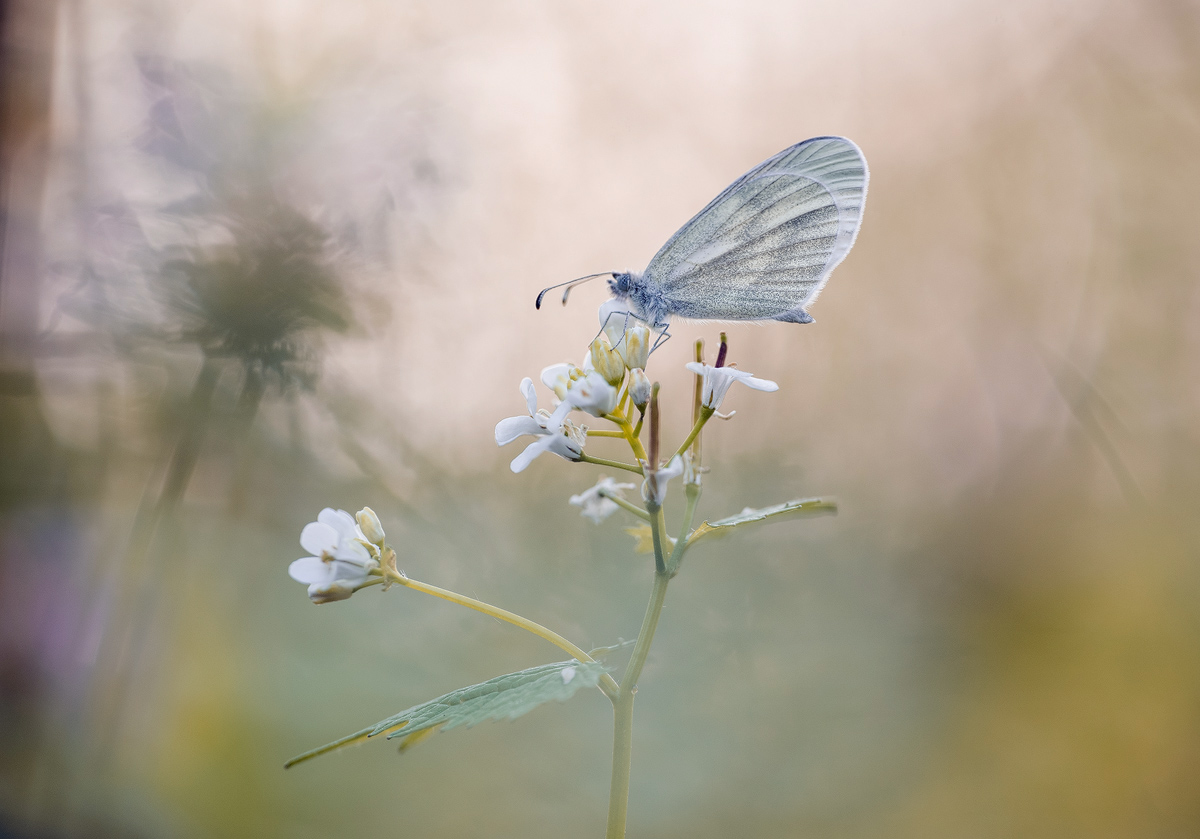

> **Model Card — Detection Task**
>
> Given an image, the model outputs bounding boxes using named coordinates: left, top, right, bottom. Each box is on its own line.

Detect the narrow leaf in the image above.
left=286, top=659, right=609, bottom=768
left=688, top=497, right=837, bottom=546
left=374, top=659, right=609, bottom=738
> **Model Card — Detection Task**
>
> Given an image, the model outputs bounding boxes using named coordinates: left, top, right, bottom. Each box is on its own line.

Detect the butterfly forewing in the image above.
left=642, top=136, right=867, bottom=321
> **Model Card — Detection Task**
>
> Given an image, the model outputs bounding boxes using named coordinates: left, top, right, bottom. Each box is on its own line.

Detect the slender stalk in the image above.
left=601, top=492, right=651, bottom=522
left=587, top=429, right=628, bottom=438
left=666, top=484, right=701, bottom=577
left=605, top=409, right=648, bottom=463
left=382, top=569, right=620, bottom=700
left=673, top=406, right=714, bottom=460
left=579, top=452, right=644, bottom=475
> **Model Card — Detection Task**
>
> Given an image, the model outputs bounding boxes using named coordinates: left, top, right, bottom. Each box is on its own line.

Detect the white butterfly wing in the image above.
left=642, top=136, right=868, bottom=322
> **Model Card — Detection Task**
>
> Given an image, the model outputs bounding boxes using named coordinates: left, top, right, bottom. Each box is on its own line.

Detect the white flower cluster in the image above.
left=495, top=302, right=781, bottom=525
left=494, top=302, right=655, bottom=474
left=288, top=507, right=386, bottom=604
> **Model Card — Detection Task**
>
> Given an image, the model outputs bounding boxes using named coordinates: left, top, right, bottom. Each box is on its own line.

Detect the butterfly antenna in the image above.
left=535, top=273, right=614, bottom=310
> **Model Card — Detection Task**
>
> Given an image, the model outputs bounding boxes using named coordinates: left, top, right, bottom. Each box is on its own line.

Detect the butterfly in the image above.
left=538, top=136, right=868, bottom=336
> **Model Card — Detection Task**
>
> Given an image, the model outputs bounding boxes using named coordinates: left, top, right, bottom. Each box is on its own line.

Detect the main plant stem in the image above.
left=606, top=568, right=671, bottom=839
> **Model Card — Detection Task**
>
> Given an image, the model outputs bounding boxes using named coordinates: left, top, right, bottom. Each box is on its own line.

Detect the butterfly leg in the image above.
left=649, top=324, right=672, bottom=355
left=593, top=308, right=637, bottom=347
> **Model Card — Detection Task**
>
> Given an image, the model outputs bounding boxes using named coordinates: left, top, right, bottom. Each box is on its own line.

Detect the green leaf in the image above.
left=688, top=497, right=837, bottom=545
left=285, top=659, right=609, bottom=768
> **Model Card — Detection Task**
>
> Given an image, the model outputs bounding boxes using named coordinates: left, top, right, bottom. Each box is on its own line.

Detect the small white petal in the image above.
left=545, top=433, right=583, bottom=462
left=599, top=300, right=642, bottom=347
left=335, top=540, right=372, bottom=565
left=289, top=556, right=336, bottom=585
left=511, top=436, right=555, bottom=473
left=540, top=363, right=574, bottom=397
left=544, top=399, right=572, bottom=430
left=299, top=521, right=338, bottom=556
left=519, top=377, right=538, bottom=417
left=330, top=559, right=371, bottom=585
left=496, top=415, right=545, bottom=446
left=741, top=374, right=778, bottom=392
left=510, top=431, right=582, bottom=473
left=318, top=508, right=359, bottom=539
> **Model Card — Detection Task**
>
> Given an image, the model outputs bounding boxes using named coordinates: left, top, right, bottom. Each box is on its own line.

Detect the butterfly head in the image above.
left=608, top=272, right=633, bottom=299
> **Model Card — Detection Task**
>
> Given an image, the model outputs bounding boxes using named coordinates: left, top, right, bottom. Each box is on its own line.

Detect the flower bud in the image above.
left=307, top=580, right=356, bottom=604
left=618, top=325, right=651, bottom=371
left=356, top=507, right=385, bottom=546
left=628, top=368, right=652, bottom=410
left=589, top=336, right=626, bottom=386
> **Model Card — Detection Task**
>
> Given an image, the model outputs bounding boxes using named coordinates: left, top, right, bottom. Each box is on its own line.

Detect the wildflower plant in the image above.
left=284, top=305, right=837, bottom=837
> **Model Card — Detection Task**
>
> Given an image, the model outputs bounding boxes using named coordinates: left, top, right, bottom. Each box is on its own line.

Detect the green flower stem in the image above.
left=666, top=482, right=701, bottom=577
left=674, top=405, right=715, bottom=460
left=382, top=569, right=620, bottom=701
left=579, top=452, right=644, bottom=475
left=600, top=491, right=651, bottom=522
left=587, top=429, right=628, bottom=438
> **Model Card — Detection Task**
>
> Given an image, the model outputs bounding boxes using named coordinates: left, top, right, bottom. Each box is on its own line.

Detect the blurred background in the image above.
left=2, top=0, right=1199, bottom=836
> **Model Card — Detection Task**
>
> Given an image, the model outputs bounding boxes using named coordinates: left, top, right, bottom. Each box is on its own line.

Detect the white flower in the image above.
left=496, top=378, right=586, bottom=473
left=570, top=476, right=637, bottom=524
left=496, top=377, right=565, bottom=442
left=565, top=370, right=618, bottom=417
left=540, top=361, right=618, bottom=419
left=541, top=363, right=578, bottom=403
left=288, top=508, right=379, bottom=602
left=684, top=362, right=778, bottom=411
left=642, top=455, right=686, bottom=506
